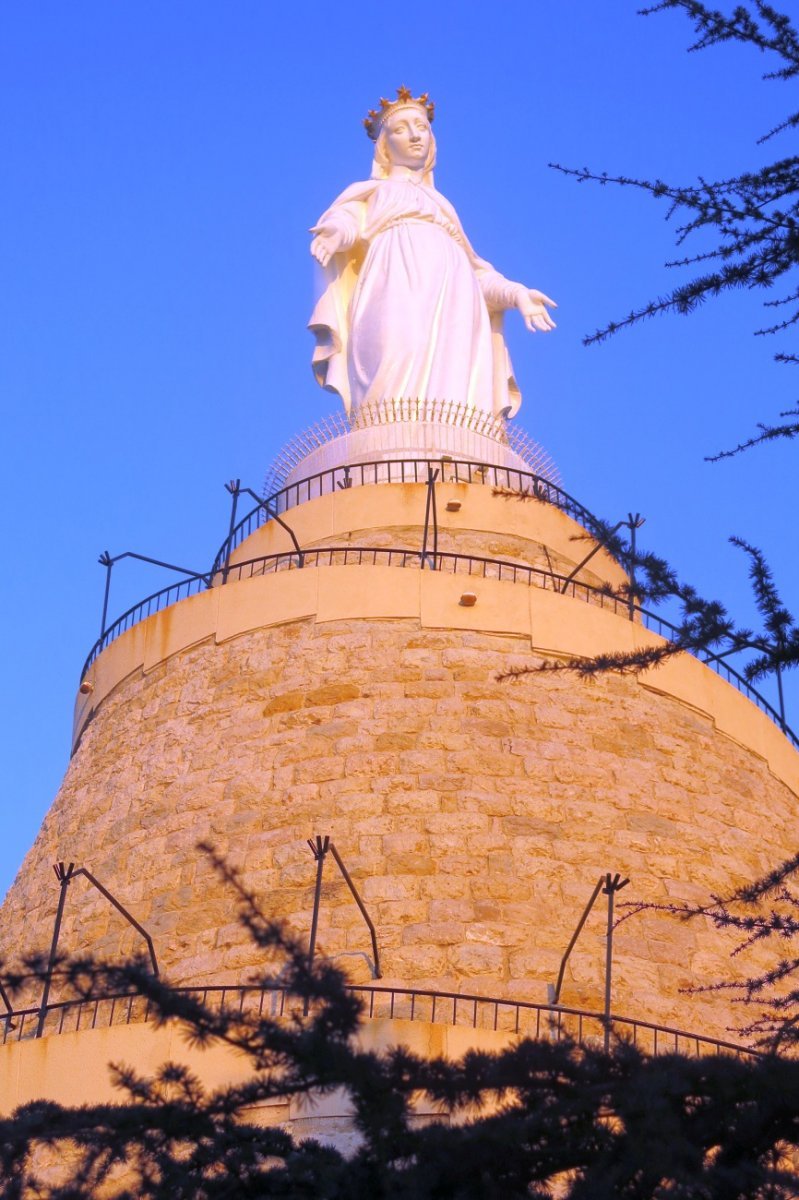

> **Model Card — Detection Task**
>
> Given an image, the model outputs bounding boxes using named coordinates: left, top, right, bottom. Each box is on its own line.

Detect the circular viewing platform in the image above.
left=77, top=456, right=796, bottom=753
left=4, top=424, right=795, bottom=1061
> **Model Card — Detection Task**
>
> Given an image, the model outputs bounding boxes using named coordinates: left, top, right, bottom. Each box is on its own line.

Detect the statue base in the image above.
left=264, top=400, right=559, bottom=497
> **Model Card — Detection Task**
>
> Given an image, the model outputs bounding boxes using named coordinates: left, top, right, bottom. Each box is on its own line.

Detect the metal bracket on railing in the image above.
left=550, top=871, right=630, bottom=1051
left=306, top=837, right=381, bottom=979
left=36, top=862, right=159, bottom=1039
left=559, top=514, right=645, bottom=607
left=237, top=487, right=305, bottom=569
left=98, top=551, right=211, bottom=640
left=625, top=513, right=645, bottom=621
left=0, top=982, right=16, bottom=1035
left=421, top=466, right=439, bottom=570
left=601, top=872, right=630, bottom=1050
left=221, top=479, right=241, bottom=584
left=559, top=521, right=625, bottom=594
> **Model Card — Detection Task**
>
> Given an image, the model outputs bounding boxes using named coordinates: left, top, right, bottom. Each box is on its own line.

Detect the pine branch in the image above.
left=493, top=493, right=798, bottom=708
left=619, top=852, right=799, bottom=1048
left=730, top=536, right=794, bottom=648
left=707, top=407, right=799, bottom=458
left=554, top=6, right=799, bottom=430
left=6, top=897, right=799, bottom=1193
left=639, top=1, right=799, bottom=78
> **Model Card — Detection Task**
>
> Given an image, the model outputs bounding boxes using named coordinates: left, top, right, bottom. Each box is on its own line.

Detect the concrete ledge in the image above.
left=217, top=570, right=318, bottom=644
left=0, top=1016, right=514, bottom=1117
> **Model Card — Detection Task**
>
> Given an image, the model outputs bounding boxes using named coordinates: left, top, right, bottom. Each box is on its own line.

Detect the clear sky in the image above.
left=1, top=2, right=796, bottom=901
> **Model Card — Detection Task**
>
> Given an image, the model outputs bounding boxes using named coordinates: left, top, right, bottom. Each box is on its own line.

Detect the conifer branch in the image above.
left=554, top=4, right=799, bottom=435
left=707, top=408, right=799, bottom=457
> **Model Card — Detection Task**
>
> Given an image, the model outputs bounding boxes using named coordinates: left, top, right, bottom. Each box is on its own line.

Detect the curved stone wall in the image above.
left=226, top=482, right=626, bottom=591
left=3, top=481, right=797, bottom=1052
left=2, top=608, right=796, bottom=1044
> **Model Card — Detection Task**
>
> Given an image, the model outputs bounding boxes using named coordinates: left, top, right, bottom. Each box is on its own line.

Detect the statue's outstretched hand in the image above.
left=517, top=289, right=557, bottom=333
left=310, top=226, right=345, bottom=268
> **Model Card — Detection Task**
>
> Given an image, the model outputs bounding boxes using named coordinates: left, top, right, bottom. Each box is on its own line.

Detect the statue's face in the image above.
left=384, top=107, right=431, bottom=170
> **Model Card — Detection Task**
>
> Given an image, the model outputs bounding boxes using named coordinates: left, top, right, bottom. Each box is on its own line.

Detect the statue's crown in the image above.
left=364, top=86, right=435, bottom=141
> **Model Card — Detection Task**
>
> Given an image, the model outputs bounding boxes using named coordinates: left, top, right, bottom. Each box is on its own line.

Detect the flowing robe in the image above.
left=309, top=176, right=523, bottom=418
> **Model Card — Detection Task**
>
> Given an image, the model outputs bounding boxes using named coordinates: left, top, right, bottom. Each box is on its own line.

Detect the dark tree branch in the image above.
left=707, top=407, right=799, bottom=458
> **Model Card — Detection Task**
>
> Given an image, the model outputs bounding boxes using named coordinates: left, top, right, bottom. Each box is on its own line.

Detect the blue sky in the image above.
left=1, top=2, right=796, bottom=900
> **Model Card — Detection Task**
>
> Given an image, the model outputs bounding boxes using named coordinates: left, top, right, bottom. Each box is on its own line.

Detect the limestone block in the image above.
left=450, top=943, right=506, bottom=976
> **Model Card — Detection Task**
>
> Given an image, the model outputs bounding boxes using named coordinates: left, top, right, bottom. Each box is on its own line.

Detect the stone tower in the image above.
left=1, top=402, right=797, bottom=1128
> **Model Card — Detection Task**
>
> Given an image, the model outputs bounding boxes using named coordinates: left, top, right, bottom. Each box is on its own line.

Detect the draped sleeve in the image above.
left=475, top=268, right=526, bottom=314
left=473, top=264, right=524, bottom=418
left=308, top=182, right=376, bottom=416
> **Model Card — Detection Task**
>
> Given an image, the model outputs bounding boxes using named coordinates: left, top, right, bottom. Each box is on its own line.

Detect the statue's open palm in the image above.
left=310, top=227, right=345, bottom=268
left=518, top=289, right=557, bottom=333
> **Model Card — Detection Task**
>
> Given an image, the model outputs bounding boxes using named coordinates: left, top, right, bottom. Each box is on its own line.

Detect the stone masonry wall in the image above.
left=306, top=525, right=594, bottom=585
left=1, top=615, right=796, bottom=1045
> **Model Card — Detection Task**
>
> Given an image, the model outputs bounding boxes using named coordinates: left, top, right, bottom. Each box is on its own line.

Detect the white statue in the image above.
left=309, top=87, right=556, bottom=420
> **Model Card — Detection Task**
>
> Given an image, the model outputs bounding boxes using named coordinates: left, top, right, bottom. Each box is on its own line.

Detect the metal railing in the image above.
left=81, top=572, right=212, bottom=675
left=81, top=545, right=637, bottom=679
left=209, top=458, right=605, bottom=578
left=79, top=542, right=798, bottom=749
left=0, top=983, right=760, bottom=1061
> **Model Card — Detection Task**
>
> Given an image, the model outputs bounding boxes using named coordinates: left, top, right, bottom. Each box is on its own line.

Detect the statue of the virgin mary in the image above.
left=308, top=88, right=556, bottom=420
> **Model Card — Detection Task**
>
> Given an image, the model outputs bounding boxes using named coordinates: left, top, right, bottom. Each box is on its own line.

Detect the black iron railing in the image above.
left=78, top=543, right=799, bottom=749
left=80, top=546, right=630, bottom=679
left=209, top=459, right=605, bottom=578
left=84, top=573, right=211, bottom=669
left=0, top=983, right=760, bottom=1061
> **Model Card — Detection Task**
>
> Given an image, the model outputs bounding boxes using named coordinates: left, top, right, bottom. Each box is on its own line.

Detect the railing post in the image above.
left=0, top=982, right=16, bottom=1040
left=222, top=480, right=241, bottom=586
left=775, top=650, right=787, bottom=732
left=431, top=468, right=439, bottom=570
left=36, top=862, right=158, bottom=1041
left=602, top=872, right=630, bottom=1051
left=307, top=837, right=329, bottom=970
left=37, top=863, right=74, bottom=1039
left=98, top=553, right=114, bottom=639
left=421, top=467, right=439, bottom=569
left=626, top=513, right=644, bottom=621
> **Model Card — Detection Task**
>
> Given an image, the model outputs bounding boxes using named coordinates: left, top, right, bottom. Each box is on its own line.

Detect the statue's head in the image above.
left=365, top=88, right=437, bottom=183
